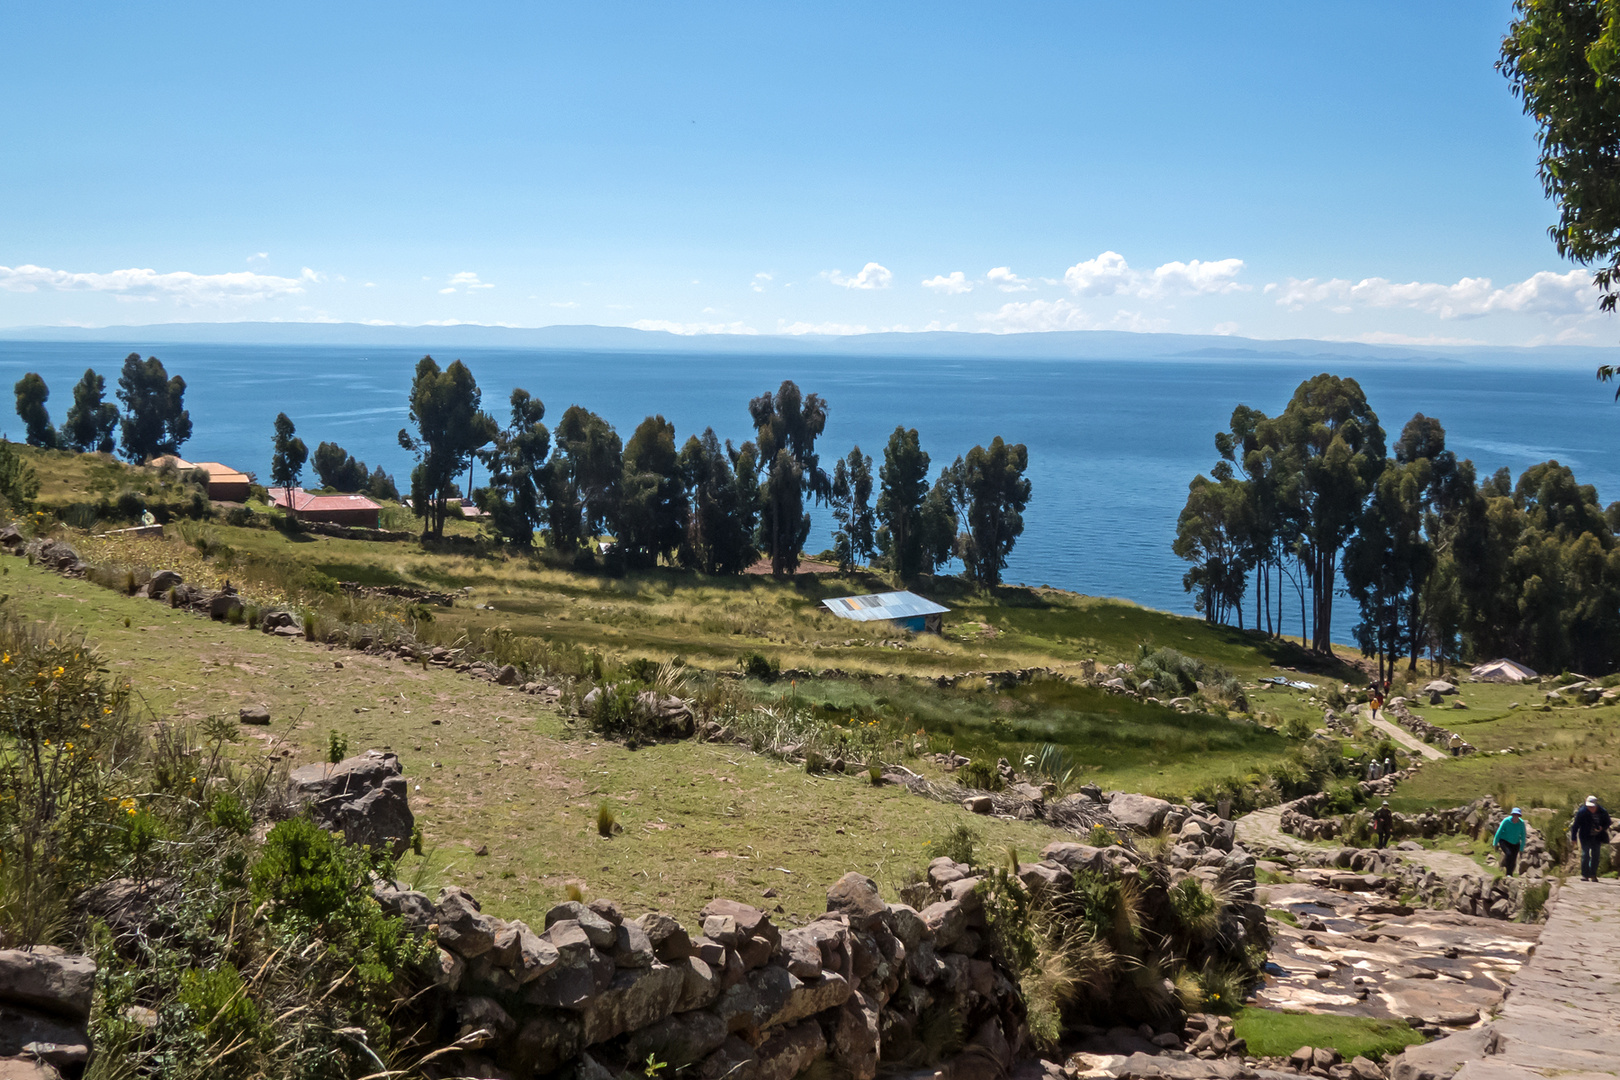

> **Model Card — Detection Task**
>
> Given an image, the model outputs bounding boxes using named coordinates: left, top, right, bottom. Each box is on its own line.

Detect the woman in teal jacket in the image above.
left=1493, top=808, right=1528, bottom=876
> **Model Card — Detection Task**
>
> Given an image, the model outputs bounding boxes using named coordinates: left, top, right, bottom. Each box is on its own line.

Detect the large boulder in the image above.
left=208, top=592, right=245, bottom=621
left=289, top=750, right=414, bottom=856
left=1108, top=793, right=1172, bottom=834
left=0, top=948, right=96, bottom=1021
left=148, top=569, right=183, bottom=595
left=825, top=872, right=887, bottom=930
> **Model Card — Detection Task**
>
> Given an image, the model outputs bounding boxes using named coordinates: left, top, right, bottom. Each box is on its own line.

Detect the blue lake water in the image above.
left=2, top=340, right=1616, bottom=643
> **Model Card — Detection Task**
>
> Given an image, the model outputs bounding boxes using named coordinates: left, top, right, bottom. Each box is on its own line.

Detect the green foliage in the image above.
left=1232, top=1008, right=1422, bottom=1060
left=1520, top=880, right=1551, bottom=922
left=0, top=438, right=42, bottom=514
left=116, top=352, right=191, bottom=462
left=953, top=436, right=1032, bottom=587
left=13, top=372, right=56, bottom=449
left=1087, top=824, right=1120, bottom=847
left=676, top=427, right=759, bottom=574
left=312, top=441, right=372, bottom=492
left=546, top=404, right=623, bottom=552
left=178, top=963, right=261, bottom=1045
left=597, top=800, right=619, bottom=837
left=251, top=817, right=363, bottom=925
left=749, top=380, right=829, bottom=576
left=269, top=413, right=308, bottom=504
left=589, top=680, right=648, bottom=742
left=740, top=651, right=779, bottom=682
left=1167, top=876, right=1222, bottom=942
left=328, top=729, right=349, bottom=764
left=830, top=445, right=875, bottom=572
left=929, top=823, right=981, bottom=867
left=398, top=355, right=499, bottom=539
left=207, top=791, right=254, bottom=836
left=617, top=415, right=687, bottom=568
left=877, top=427, right=932, bottom=580
left=957, top=758, right=1004, bottom=791
left=62, top=368, right=120, bottom=454
left=476, top=388, right=548, bottom=547
left=1501, top=0, right=1620, bottom=316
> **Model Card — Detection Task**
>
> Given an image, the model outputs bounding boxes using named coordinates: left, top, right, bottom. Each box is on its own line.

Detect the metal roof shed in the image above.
left=820, top=591, right=949, bottom=634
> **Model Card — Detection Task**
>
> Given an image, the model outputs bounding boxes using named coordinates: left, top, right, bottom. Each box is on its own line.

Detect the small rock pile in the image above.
left=0, top=947, right=97, bottom=1077
left=1281, top=1045, right=1384, bottom=1079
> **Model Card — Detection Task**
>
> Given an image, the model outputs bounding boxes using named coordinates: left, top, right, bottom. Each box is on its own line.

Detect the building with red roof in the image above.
left=266, top=488, right=381, bottom=528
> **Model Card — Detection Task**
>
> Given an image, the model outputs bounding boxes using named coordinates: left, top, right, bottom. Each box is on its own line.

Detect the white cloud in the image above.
left=441, top=271, right=493, bottom=294
left=1269, top=267, right=1596, bottom=320
left=0, top=263, right=317, bottom=305
left=979, top=298, right=1166, bottom=334
left=777, top=320, right=871, bottom=335
left=922, top=271, right=973, bottom=295
left=550, top=300, right=580, bottom=309
left=630, top=318, right=759, bottom=335
left=986, top=266, right=1033, bottom=292
left=1347, top=330, right=1491, bottom=346
left=1212, top=322, right=1240, bottom=335
left=752, top=272, right=773, bottom=293
left=1062, top=251, right=1246, bottom=299
left=362, top=282, right=377, bottom=288
left=825, top=262, right=892, bottom=290
left=248, top=252, right=268, bottom=263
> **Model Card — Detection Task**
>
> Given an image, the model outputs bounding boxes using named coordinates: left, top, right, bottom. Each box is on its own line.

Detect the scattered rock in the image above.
left=238, top=706, right=271, bottom=725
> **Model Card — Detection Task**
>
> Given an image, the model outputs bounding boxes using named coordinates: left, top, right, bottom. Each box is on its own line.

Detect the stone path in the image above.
left=1452, top=879, right=1620, bottom=1079
left=1236, top=805, right=1484, bottom=880
left=1368, top=712, right=1446, bottom=760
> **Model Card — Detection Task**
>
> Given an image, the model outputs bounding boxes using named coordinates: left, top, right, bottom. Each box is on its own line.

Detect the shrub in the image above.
left=1087, top=824, right=1120, bottom=847
left=625, top=656, right=659, bottom=684
left=328, top=729, right=349, bottom=764
left=1520, top=881, right=1551, bottom=922
left=957, top=758, right=1004, bottom=791
left=929, top=824, right=981, bottom=868
left=597, top=801, right=618, bottom=838
left=589, top=681, right=646, bottom=742
left=207, top=791, right=254, bottom=836
left=1167, top=876, right=1221, bottom=941
left=251, top=817, right=364, bottom=925
left=178, top=963, right=261, bottom=1046
left=741, top=651, right=779, bottom=682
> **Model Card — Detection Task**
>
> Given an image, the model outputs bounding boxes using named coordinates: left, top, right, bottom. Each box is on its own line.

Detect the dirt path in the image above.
left=1452, top=880, right=1620, bottom=1078
left=1369, top=711, right=1446, bottom=760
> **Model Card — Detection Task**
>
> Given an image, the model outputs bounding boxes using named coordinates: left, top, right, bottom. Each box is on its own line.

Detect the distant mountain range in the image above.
left=1, top=321, right=1616, bottom=366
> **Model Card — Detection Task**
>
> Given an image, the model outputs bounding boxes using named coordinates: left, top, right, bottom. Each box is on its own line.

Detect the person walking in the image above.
left=1493, top=807, right=1528, bottom=876
left=1449, top=732, right=1464, bottom=757
left=1372, top=800, right=1394, bottom=849
left=1384, top=756, right=1394, bottom=777
left=1571, top=795, right=1612, bottom=881
left=1371, top=685, right=1384, bottom=719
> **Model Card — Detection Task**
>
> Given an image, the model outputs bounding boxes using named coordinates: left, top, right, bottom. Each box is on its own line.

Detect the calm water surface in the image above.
left=2, top=341, right=1615, bottom=643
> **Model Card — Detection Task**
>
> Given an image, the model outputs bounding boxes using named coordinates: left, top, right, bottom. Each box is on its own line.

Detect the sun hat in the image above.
left=1510, top=807, right=1522, bottom=815
left=1588, top=795, right=1599, bottom=806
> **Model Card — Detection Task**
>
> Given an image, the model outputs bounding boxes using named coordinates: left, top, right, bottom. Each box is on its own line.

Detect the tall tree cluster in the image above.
left=11, top=356, right=190, bottom=461
left=396, top=361, right=1032, bottom=584
left=1176, top=374, right=1620, bottom=675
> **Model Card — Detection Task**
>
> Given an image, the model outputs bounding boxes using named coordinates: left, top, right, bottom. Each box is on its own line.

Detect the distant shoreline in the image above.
left=1, top=321, right=1615, bottom=368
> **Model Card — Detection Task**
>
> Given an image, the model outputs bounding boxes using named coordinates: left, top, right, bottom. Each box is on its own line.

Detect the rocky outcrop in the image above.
left=289, top=751, right=415, bottom=856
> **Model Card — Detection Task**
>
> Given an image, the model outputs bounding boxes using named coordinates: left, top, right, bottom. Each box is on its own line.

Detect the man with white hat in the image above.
left=1570, top=796, right=1612, bottom=882
left=1493, top=807, right=1527, bottom=876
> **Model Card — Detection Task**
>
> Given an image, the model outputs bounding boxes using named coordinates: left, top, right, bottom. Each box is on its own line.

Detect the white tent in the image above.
left=1470, top=658, right=1538, bottom=683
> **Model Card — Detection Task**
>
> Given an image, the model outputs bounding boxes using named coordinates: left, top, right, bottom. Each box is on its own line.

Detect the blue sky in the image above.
left=0, top=2, right=1607, bottom=346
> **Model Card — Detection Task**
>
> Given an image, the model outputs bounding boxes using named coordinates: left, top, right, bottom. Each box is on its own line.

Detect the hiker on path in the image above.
left=1571, top=795, right=1612, bottom=881
left=1384, top=756, right=1394, bottom=777
left=1372, top=800, right=1394, bottom=849
left=1371, top=686, right=1384, bottom=719
left=1449, top=732, right=1464, bottom=757
left=1367, top=759, right=1380, bottom=781
left=1494, top=807, right=1528, bottom=876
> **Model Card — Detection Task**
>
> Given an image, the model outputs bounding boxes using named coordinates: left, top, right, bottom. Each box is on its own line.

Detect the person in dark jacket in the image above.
left=1493, top=807, right=1528, bottom=876
left=1571, top=795, right=1612, bottom=881
left=1372, top=801, right=1394, bottom=849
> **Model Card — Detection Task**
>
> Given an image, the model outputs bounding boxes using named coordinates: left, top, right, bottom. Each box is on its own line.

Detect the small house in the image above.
left=267, top=488, right=381, bottom=528
left=148, top=455, right=251, bottom=502
left=820, top=590, right=949, bottom=634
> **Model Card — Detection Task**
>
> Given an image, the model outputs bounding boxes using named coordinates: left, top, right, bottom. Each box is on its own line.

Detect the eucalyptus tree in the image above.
left=678, top=428, right=757, bottom=574
left=12, top=373, right=54, bottom=448
left=617, top=415, right=686, bottom=568
left=397, top=356, right=498, bottom=539
left=116, top=354, right=191, bottom=462
left=952, top=436, right=1031, bottom=587
left=545, top=406, right=622, bottom=551
left=478, top=388, right=550, bottom=547
left=1173, top=473, right=1251, bottom=626
left=748, top=380, right=829, bottom=575
left=876, top=426, right=931, bottom=580
left=830, top=446, right=875, bottom=572
left=269, top=413, right=308, bottom=516
left=62, top=369, right=119, bottom=454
